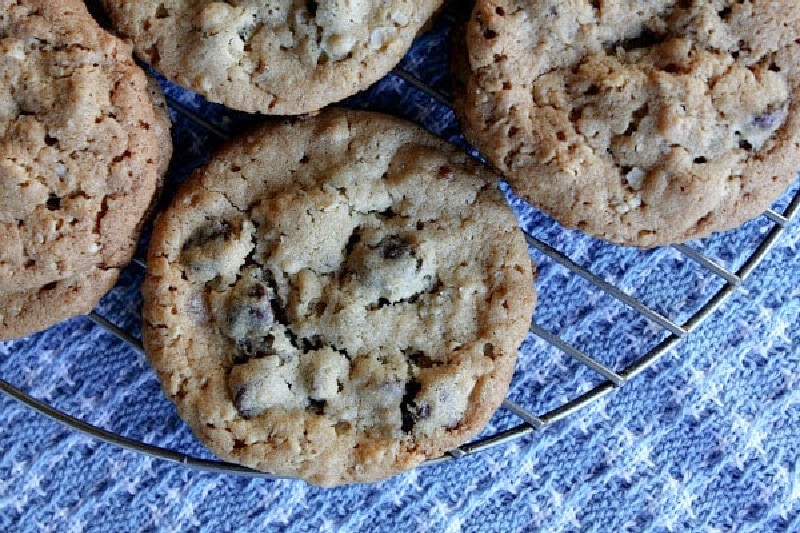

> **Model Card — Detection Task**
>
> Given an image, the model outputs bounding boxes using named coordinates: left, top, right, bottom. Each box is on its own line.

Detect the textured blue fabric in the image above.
left=2, top=5, right=800, bottom=532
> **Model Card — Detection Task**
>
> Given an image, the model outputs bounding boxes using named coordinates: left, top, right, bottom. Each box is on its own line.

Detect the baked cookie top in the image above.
left=101, top=0, right=444, bottom=114
left=457, top=0, right=800, bottom=246
left=0, top=0, right=171, bottom=293
left=142, top=110, right=536, bottom=486
left=0, top=269, right=118, bottom=341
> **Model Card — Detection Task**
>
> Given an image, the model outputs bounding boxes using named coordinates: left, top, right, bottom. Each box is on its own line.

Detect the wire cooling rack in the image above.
left=2, top=6, right=800, bottom=478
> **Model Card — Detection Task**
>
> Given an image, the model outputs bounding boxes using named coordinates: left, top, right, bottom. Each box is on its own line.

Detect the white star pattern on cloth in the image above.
left=769, top=317, right=793, bottom=345
left=428, top=498, right=451, bottom=520
left=22, top=473, right=45, bottom=497
left=603, top=426, right=637, bottom=465
left=516, top=455, right=540, bottom=482
left=569, top=239, right=594, bottom=264
left=697, top=377, right=727, bottom=409
left=778, top=464, right=800, bottom=520
left=165, top=486, right=182, bottom=505
left=676, top=491, right=698, bottom=521
left=560, top=505, right=581, bottom=530
left=118, top=475, right=139, bottom=495
left=30, top=381, right=56, bottom=402
left=34, top=520, right=58, bottom=533
left=147, top=501, right=166, bottom=524
left=50, top=360, right=76, bottom=388
left=663, top=473, right=683, bottom=496
left=660, top=509, right=679, bottom=532
left=444, top=516, right=463, bottom=533
left=631, top=443, right=655, bottom=470
left=318, top=518, right=337, bottom=533
left=778, top=366, right=800, bottom=395
left=642, top=319, right=664, bottom=338
left=758, top=475, right=781, bottom=504
left=548, top=486, right=564, bottom=508
left=78, top=395, right=99, bottom=414
left=730, top=413, right=752, bottom=436
left=745, top=427, right=769, bottom=457
left=0, top=477, right=12, bottom=496
left=11, top=460, right=28, bottom=477
left=177, top=501, right=201, bottom=528
left=67, top=518, right=86, bottom=533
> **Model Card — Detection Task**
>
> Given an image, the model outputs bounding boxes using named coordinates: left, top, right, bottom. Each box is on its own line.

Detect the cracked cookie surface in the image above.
left=142, top=109, right=536, bottom=486
left=0, top=0, right=171, bottom=339
left=456, top=0, right=800, bottom=246
left=101, top=0, right=444, bottom=114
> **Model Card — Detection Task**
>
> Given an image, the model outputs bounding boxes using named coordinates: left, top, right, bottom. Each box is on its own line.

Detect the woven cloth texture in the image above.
left=2, top=5, right=799, bottom=532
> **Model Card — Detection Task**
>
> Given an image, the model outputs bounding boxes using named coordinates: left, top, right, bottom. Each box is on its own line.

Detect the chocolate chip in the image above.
left=752, top=104, right=788, bottom=130
left=180, top=219, right=241, bottom=281
left=302, top=335, right=324, bottom=353
left=344, top=227, right=362, bottom=257
left=619, top=28, right=665, bottom=52
left=437, top=165, right=453, bottom=179
left=306, top=0, right=317, bottom=17
left=46, top=195, right=61, bottom=211
left=248, top=283, right=266, bottom=299
left=307, top=398, right=326, bottom=415
left=233, top=386, right=258, bottom=419
left=406, top=349, right=436, bottom=368
left=227, top=300, right=274, bottom=336
left=182, top=219, right=232, bottom=251
left=223, top=278, right=276, bottom=358
left=400, top=380, right=422, bottom=433
left=375, top=235, right=412, bottom=260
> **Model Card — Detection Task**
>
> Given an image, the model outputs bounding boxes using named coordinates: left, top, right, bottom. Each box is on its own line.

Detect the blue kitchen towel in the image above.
left=2, top=5, right=799, bottom=532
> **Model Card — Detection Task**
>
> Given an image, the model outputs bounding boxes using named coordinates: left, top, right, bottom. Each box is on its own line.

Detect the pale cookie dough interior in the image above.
left=458, top=0, right=800, bottom=246
left=101, top=0, right=444, bottom=114
left=143, top=110, right=536, bottom=486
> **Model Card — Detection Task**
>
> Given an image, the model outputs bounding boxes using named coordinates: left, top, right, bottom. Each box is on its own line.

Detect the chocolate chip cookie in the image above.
left=456, top=1, right=800, bottom=246
left=142, top=109, right=535, bottom=486
left=100, top=0, right=445, bottom=115
left=0, top=0, right=172, bottom=339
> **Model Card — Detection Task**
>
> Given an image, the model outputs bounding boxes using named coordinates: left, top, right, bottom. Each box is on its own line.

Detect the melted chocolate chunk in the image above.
left=233, top=385, right=258, bottom=419
left=407, top=349, right=436, bottom=369
left=307, top=398, right=326, bottom=415
left=374, top=235, right=413, bottom=260
left=223, top=278, right=277, bottom=359
left=182, top=219, right=232, bottom=251
left=306, top=0, right=317, bottom=17
left=752, top=103, right=788, bottom=130
left=400, top=380, right=422, bottom=433
left=415, top=403, right=431, bottom=421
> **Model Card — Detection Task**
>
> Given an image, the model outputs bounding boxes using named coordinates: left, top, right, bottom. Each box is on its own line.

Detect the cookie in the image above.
left=0, top=0, right=172, bottom=338
left=100, top=1, right=445, bottom=115
left=142, top=110, right=536, bottom=486
left=456, top=1, right=800, bottom=246
left=0, top=270, right=118, bottom=340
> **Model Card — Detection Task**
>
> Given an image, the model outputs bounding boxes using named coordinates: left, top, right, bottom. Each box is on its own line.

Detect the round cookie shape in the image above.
left=0, top=0, right=172, bottom=299
left=456, top=1, right=800, bottom=246
left=100, top=0, right=445, bottom=115
left=142, top=110, right=536, bottom=486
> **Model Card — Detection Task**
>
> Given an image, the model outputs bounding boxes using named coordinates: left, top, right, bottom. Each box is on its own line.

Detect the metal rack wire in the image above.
left=2, top=60, right=799, bottom=478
